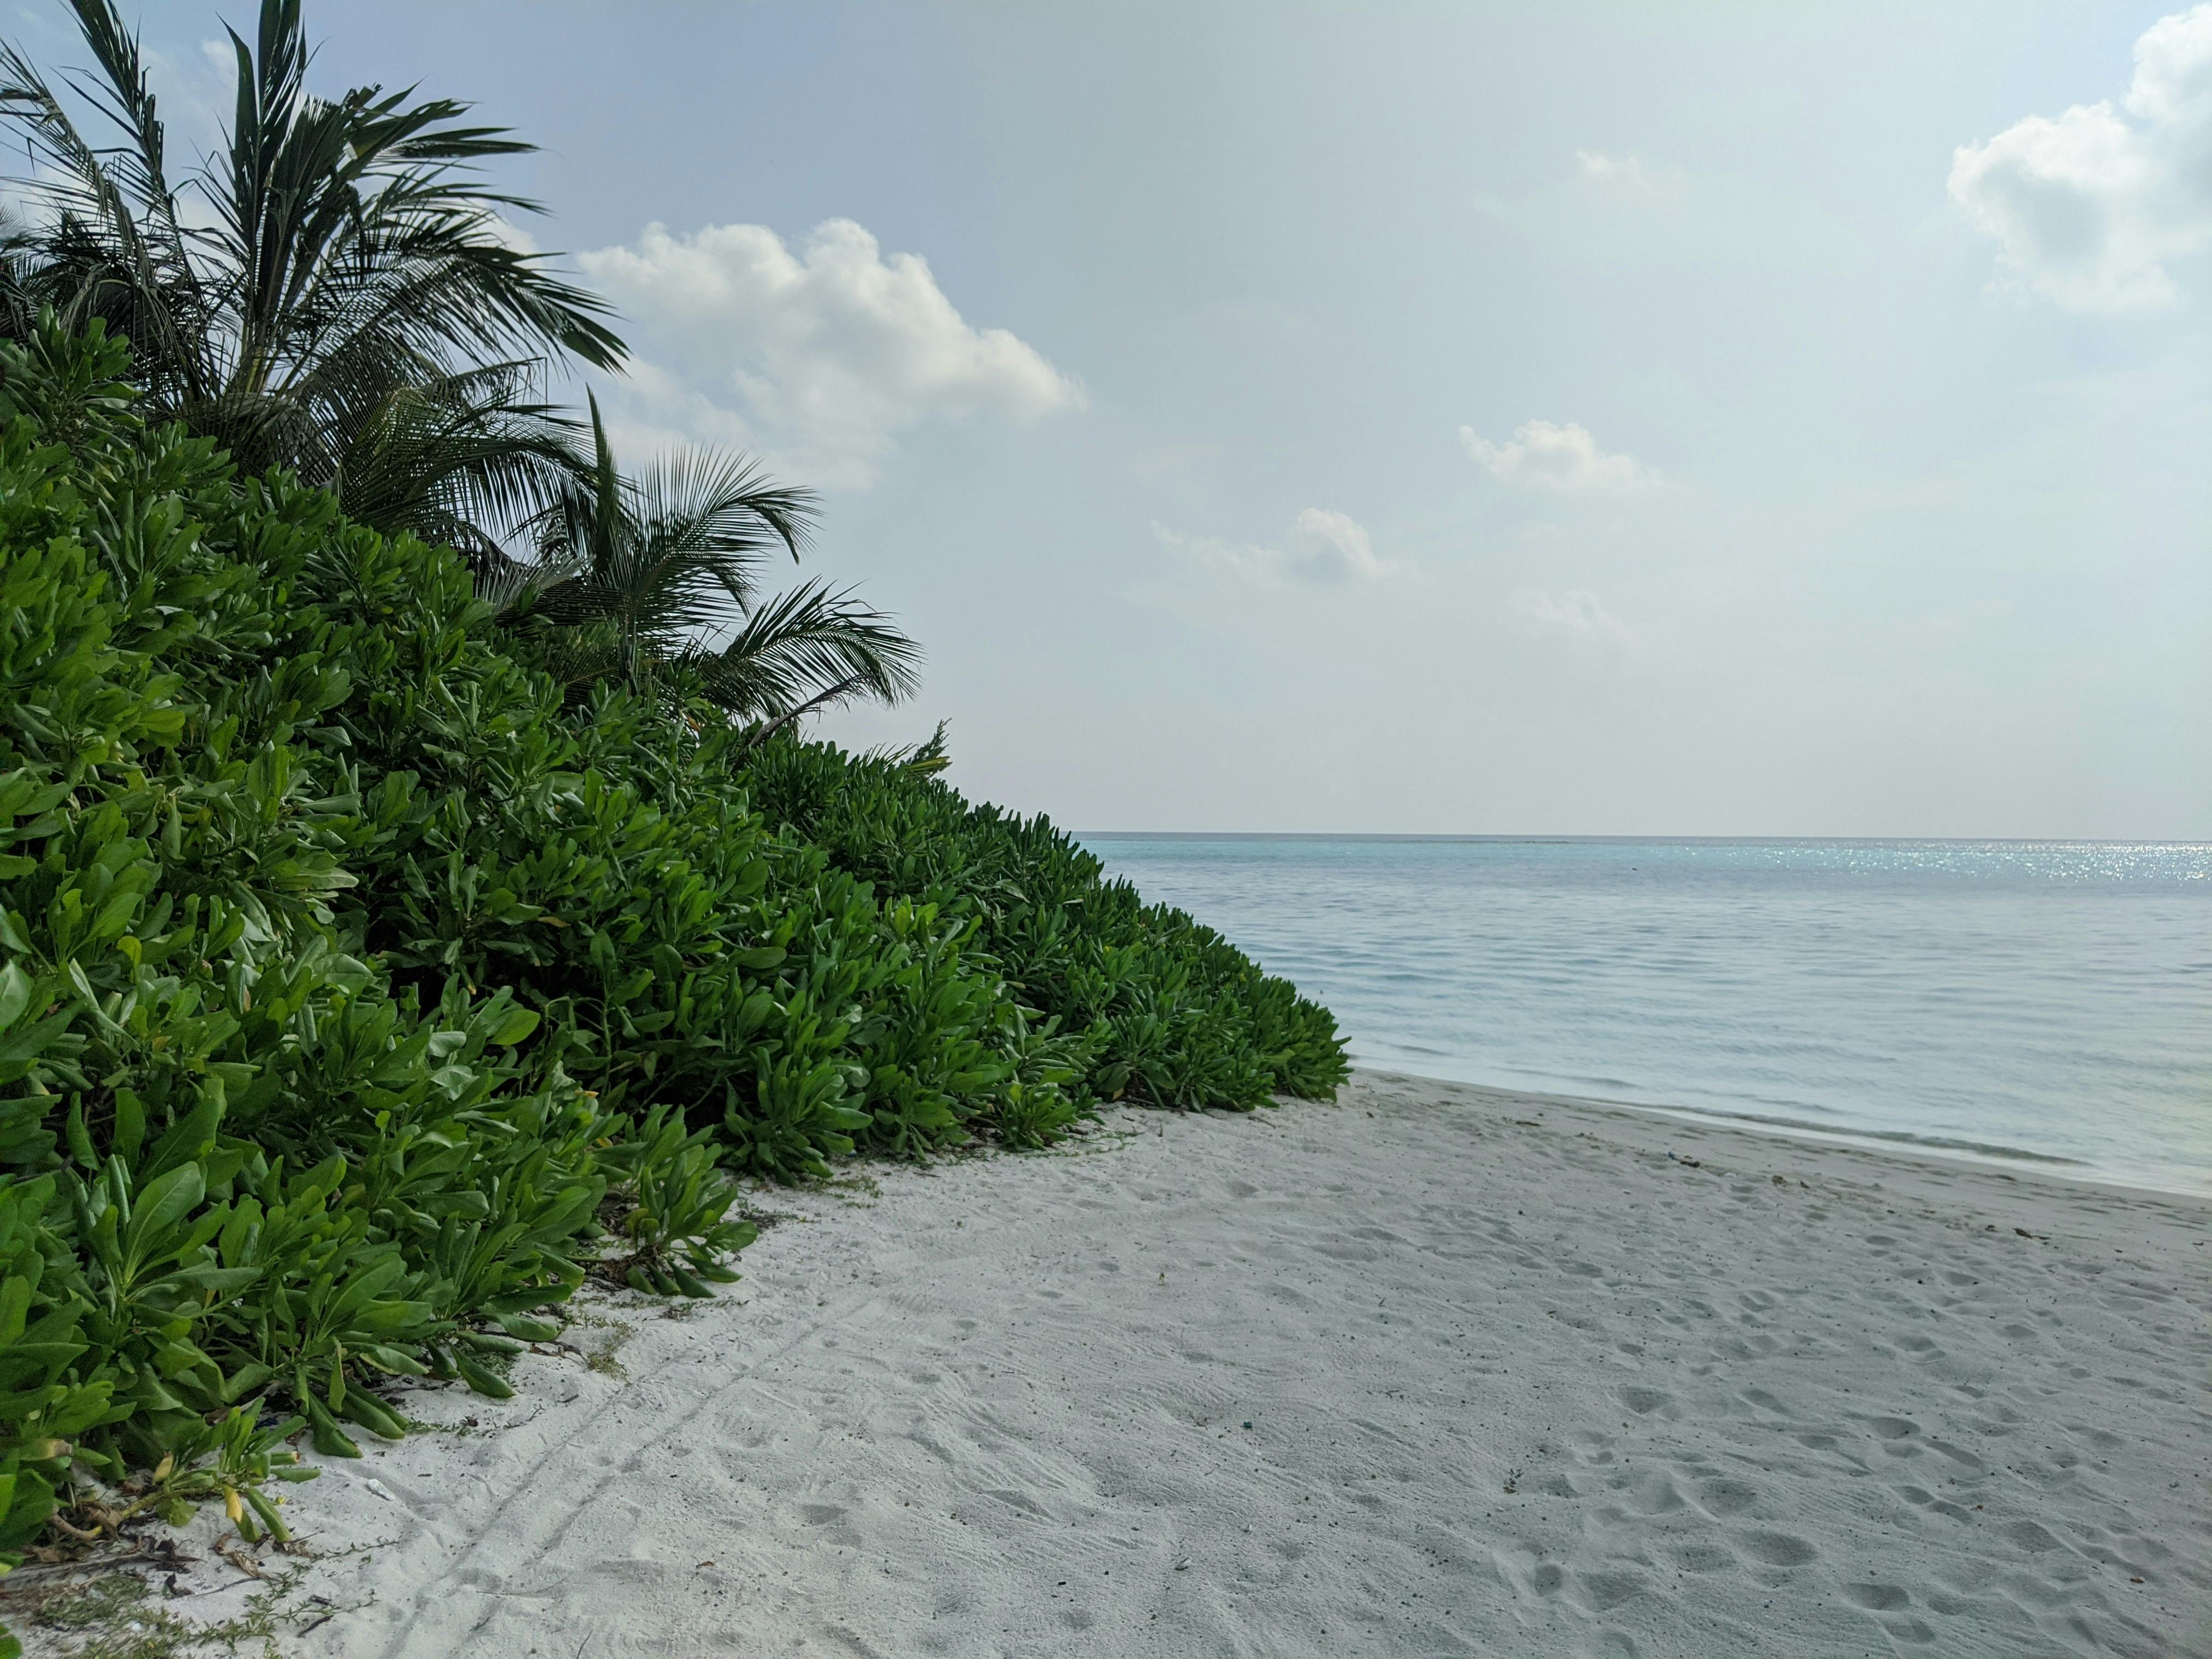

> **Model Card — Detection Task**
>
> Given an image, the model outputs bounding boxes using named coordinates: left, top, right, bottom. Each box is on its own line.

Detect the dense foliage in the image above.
left=0, top=0, right=925, bottom=741
left=0, top=326, right=1347, bottom=1630
left=497, top=393, right=922, bottom=729
left=0, top=0, right=622, bottom=524
left=746, top=743, right=1350, bottom=1111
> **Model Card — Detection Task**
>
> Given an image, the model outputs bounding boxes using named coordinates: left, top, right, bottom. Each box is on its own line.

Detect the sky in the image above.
left=36, top=1, right=2212, bottom=835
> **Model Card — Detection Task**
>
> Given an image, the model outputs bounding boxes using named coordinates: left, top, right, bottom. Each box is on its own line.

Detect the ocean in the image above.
left=1076, top=836, right=2211, bottom=1197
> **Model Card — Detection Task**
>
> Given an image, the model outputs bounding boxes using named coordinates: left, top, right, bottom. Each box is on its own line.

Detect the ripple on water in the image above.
left=1080, top=836, right=2212, bottom=1195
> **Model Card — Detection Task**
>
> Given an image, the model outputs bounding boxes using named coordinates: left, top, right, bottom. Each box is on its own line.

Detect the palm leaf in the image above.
left=0, top=0, right=623, bottom=498
left=696, top=579, right=924, bottom=721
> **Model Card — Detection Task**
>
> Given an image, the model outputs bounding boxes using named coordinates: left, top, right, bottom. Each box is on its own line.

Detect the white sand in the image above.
left=40, top=1071, right=2212, bottom=1657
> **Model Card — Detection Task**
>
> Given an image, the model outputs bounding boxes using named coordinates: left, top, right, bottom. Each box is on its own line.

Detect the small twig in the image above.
left=0, top=1545, right=198, bottom=1583
left=215, top=1538, right=269, bottom=1579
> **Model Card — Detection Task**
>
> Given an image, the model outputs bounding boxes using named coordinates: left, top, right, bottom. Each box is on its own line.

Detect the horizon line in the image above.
left=1069, top=831, right=2212, bottom=845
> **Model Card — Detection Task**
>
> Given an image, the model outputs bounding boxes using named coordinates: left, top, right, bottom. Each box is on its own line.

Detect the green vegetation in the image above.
left=0, top=324, right=1347, bottom=1649
left=10, top=1561, right=325, bottom=1657
left=0, top=0, right=923, bottom=736
left=0, top=4, right=1347, bottom=1649
left=0, top=0, right=621, bottom=533
left=746, top=741, right=1351, bottom=1111
left=495, top=393, right=923, bottom=729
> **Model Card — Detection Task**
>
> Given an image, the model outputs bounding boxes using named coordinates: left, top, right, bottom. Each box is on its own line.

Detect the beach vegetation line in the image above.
left=0, top=1, right=1346, bottom=1640
left=0, top=318, right=1345, bottom=1650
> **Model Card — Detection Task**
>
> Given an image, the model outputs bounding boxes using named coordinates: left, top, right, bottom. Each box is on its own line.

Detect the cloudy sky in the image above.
left=87, top=2, right=2212, bottom=834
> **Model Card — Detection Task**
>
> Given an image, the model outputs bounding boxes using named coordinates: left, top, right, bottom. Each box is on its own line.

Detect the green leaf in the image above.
left=306, top=1401, right=361, bottom=1459
left=111, top=1090, right=145, bottom=1167
left=122, top=1164, right=206, bottom=1265
left=0, top=963, right=32, bottom=1030
left=453, top=1352, right=514, bottom=1400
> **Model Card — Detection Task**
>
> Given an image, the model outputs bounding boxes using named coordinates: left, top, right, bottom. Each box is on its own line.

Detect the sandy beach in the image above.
left=35, top=1070, right=2207, bottom=1658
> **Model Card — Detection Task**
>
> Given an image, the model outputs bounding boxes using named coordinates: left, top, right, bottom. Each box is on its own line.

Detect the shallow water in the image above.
left=1078, top=836, right=2212, bottom=1195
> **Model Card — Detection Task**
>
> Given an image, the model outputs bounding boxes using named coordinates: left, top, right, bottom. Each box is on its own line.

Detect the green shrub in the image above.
left=0, top=320, right=1345, bottom=1631
left=742, top=740, right=1350, bottom=1109
left=0, top=321, right=720, bottom=1592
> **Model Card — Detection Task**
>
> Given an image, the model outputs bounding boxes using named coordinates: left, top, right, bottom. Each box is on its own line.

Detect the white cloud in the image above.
left=483, top=213, right=544, bottom=258
left=1509, top=588, right=1635, bottom=648
left=1949, top=4, right=2212, bottom=313
left=1154, top=507, right=1390, bottom=585
left=1459, top=419, right=1655, bottom=491
left=1573, top=150, right=1681, bottom=191
left=578, top=218, right=1086, bottom=488
left=1287, top=508, right=1389, bottom=581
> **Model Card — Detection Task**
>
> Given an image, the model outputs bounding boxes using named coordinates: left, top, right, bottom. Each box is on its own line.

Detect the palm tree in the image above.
left=324, top=364, right=585, bottom=571
left=509, top=395, right=923, bottom=735
left=3, top=0, right=921, bottom=736
left=0, top=0, right=620, bottom=549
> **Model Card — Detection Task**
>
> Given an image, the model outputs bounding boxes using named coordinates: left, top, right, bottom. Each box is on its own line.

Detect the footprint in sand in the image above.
left=1621, top=1472, right=1685, bottom=1515
left=1568, top=1429, right=1617, bottom=1465
left=1664, top=1540, right=1739, bottom=1574
left=1567, top=1568, right=1650, bottom=1614
left=1740, top=1530, right=1819, bottom=1566
left=1924, top=1438, right=1985, bottom=1475
left=1841, top=1582, right=1912, bottom=1611
left=1691, top=1478, right=1760, bottom=1518
left=1895, top=1483, right=1974, bottom=1522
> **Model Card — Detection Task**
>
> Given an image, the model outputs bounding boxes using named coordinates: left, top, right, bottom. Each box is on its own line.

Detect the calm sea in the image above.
left=1077, top=837, right=2212, bottom=1197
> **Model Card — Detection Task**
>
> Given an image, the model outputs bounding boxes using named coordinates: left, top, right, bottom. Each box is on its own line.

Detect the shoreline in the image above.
left=1352, top=1065, right=2210, bottom=1208
left=16, top=1070, right=2208, bottom=1657
left=1087, top=836, right=2211, bottom=1200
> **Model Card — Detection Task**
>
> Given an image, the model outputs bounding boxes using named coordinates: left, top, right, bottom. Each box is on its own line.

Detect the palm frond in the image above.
left=522, top=397, right=812, bottom=640
left=0, top=0, right=623, bottom=497
left=331, top=372, right=585, bottom=565
left=695, top=579, right=924, bottom=721
left=864, top=719, right=953, bottom=776
left=506, top=403, right=915, bottom=726
left=0, top=15, right=211, bottom=390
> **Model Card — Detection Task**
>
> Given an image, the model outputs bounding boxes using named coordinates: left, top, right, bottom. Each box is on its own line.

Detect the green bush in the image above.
left=0, top=321, right=721, bottom=1597
left=743, top=740, right=1350, bottom=1109
left=0, top=320, right=1345, bottom=1621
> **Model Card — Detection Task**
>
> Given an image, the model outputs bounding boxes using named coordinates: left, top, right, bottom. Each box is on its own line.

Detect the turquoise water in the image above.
left=1078, top=837, right=2212, bottom=1195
